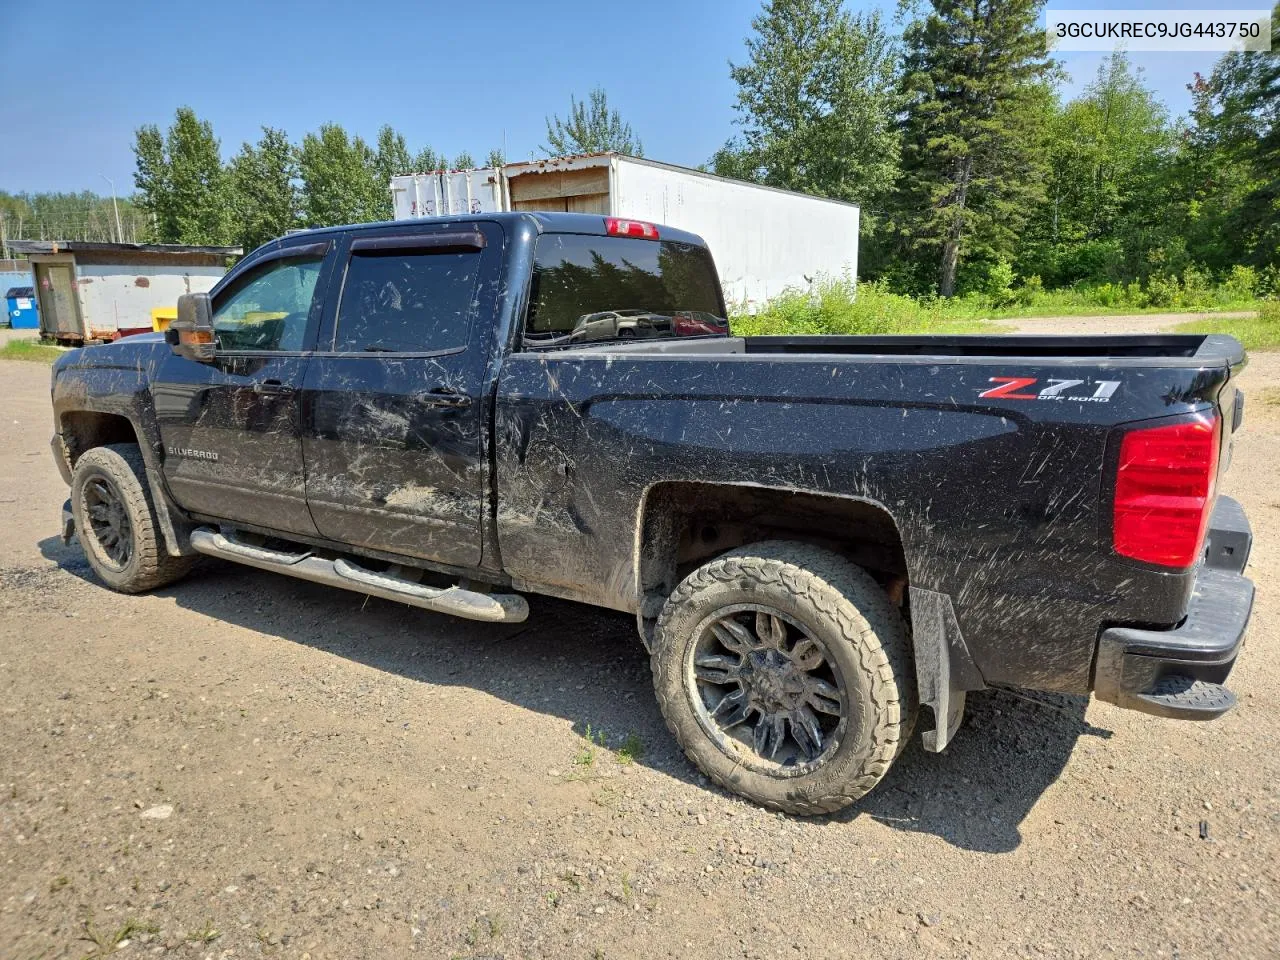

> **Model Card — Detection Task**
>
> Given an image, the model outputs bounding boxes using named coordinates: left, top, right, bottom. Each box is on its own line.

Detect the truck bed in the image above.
left=497, top=324, right=1246, bottom=701
left=581, top=333, right=1245, bottom=365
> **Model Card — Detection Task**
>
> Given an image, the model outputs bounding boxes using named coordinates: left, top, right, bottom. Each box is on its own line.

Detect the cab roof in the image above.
left=278, top=212, right=708, bottom=250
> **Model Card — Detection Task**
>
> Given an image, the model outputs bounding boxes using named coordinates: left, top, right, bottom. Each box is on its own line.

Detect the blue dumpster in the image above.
left=5, top=286, right=39, bottom=329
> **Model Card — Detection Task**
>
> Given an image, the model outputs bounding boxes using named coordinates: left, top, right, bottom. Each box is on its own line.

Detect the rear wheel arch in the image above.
left=634, top=481, right=910, bottom=645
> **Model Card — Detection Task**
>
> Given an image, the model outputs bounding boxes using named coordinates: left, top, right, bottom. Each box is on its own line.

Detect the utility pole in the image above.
left=101, top=174, right=123, bottom=243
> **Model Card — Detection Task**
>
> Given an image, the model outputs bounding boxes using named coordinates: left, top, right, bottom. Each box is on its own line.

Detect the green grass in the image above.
left=731, top=276, right=1266, bottom=339
left=615, top=732, right=645, bottom=765
left=1171, top=301, right=1280, bottom=351
left=79, top=916, right=158, bottom=958
left=987, top=298, right=1259, bottom=319
left=731, top=280, right=1005, bottom=337
left=185, top=919, right=220, bottom=944
left=0, top=337, right=65, bottom=363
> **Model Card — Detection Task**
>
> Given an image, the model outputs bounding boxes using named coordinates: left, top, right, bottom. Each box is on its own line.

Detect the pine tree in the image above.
left=543, top=88, right=642, bottom=157
left=1208, top=7, right=1280, bottom=269
left=896, top=0, right=1056, bottom=296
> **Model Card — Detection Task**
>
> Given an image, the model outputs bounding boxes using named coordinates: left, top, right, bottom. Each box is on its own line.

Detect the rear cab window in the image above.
left=524, top=234, right=728, bottom=348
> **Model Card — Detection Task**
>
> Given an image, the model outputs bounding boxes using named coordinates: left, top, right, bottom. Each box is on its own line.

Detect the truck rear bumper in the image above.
left=1094, top=495, right=1254, bottom=721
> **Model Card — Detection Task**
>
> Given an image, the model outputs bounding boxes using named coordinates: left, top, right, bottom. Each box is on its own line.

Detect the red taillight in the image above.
left=1113, top=415, right=1221, bottom=567
left=605, top=217, right=659, bottom=239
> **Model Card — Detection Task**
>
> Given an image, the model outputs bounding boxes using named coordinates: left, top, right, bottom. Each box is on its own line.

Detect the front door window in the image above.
left=213, top=257, right=322, bottom=352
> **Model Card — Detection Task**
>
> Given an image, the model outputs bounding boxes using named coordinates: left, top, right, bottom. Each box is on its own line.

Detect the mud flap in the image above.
left=909, top=586, right=986, bottom=752
left=144, top=465, right=199, bottom=558
left=61, top=499, right=75, bottom=544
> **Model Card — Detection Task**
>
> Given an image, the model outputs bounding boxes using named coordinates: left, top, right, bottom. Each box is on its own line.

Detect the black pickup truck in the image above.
left=50, top=212, right=1255, bottom=814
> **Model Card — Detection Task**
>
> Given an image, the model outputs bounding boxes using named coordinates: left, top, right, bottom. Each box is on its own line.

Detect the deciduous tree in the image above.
left=1025, top=54, right=1175, bottom=284
left=297, top=124, right=383, bottom=227
left=228, top=127, right=300, bottom=252
left=715, top=0, right=901, bottom=209
left=133, top=107, right=230, bottom=244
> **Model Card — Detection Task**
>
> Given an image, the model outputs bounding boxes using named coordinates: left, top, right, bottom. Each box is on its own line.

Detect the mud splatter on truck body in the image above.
left=50, top=211, right=1253, bottom=785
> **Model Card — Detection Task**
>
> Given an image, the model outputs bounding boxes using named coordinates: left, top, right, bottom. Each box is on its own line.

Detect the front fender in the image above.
left=52, top=339, right=196, bottom=556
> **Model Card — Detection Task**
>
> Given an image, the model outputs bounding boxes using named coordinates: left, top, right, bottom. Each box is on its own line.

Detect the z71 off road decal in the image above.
left=979, top=377, right=1121, bottom=402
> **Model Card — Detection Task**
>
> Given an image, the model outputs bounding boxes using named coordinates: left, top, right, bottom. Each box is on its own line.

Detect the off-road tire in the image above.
left=71, top=444, right=196, bottom=594
left=651, top=541, right=916, bottom=815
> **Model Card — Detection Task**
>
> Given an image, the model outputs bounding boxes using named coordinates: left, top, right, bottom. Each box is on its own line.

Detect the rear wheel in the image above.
left=651, top=541, right=916, bottom=815
left=71, top=444, right=196, bottom=594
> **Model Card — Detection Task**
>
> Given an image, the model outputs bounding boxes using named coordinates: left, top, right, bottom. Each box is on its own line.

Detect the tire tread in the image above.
left=651, top=540, right=915, bottom=815
left=72, top=444, right=195, bottom=593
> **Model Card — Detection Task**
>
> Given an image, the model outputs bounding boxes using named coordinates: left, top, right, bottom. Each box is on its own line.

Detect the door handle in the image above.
left=252, top=378, right=293, bottom=396
left=419, top=388, right=472, bottom=409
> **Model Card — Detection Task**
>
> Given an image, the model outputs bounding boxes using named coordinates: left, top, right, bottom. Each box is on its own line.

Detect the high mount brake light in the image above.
left=605, top=218, right=660, bottom=239
left=1113, top=415, right=1221, bottom=568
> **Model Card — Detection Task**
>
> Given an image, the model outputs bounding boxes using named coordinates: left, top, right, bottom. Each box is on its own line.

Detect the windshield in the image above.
left=524, top=234, right=728, bottom=347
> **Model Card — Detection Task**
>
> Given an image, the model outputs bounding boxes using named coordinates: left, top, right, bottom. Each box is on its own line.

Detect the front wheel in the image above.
left=70, top=444, right=196, bottom=594
left=651, top=541, right=916, bottom=815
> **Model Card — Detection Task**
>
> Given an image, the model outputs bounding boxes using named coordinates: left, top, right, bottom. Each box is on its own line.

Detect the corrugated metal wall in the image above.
left=0, top=269, right=31, bottom=291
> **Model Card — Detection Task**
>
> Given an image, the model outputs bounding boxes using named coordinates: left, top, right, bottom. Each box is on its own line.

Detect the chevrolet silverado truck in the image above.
left=49, top=212, right=1255, bottom=815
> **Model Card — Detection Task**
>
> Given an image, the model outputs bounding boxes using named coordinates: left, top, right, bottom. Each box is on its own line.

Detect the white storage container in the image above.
left=391, top=169, right=505, bottom=220
left=392, top=154, right=860, bottom=310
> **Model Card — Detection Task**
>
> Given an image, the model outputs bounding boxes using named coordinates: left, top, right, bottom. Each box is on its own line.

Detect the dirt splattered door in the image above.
left=300, top=222, right=504, bottom=569
left=153, top=241, right=335, bottom=537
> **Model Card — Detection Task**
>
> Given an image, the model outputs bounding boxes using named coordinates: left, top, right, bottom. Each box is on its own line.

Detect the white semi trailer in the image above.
left=391, top=153, right=860, bottom=310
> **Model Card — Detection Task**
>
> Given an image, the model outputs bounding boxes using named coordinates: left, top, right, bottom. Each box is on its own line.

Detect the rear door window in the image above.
left=335, top=246, right=482, bottom=353
left=524, top=234, right=726, bottom=347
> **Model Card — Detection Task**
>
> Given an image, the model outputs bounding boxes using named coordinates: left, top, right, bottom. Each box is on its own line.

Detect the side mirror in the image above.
left=167, top=292, right=215, bottom=362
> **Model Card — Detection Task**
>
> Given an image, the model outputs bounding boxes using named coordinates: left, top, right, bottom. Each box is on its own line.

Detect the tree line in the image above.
left=125, top=86, right=643, bottom=254
left=715, top=0, right=1280, bottom=299
left=0, top=191, right=148, bottom=250
left=6, top=0, right=1276, bottom=304
left=130, top=111, right=506, bottom=252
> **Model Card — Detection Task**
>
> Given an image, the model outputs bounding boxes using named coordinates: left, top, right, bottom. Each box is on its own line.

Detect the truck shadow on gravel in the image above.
left=42, top=541, right=1112, bottom=854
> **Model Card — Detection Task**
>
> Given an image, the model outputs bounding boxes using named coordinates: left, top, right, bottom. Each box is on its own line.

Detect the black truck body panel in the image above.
left=49, top=211, right=1253, bottom=737
left=492, top=340, right=1233, bottom=694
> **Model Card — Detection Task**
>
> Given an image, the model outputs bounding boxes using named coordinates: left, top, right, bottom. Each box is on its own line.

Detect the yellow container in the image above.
left=151, top=306, right=178, bottom=332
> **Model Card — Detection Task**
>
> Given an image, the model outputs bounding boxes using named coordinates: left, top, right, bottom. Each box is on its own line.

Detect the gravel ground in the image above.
left=1, top=321, right=1277, bottom=960
left=1006, top=311, right=1258, bottom=338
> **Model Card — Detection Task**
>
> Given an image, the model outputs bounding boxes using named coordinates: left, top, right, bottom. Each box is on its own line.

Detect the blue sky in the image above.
left=0, top=0, right=1236, bottom=195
